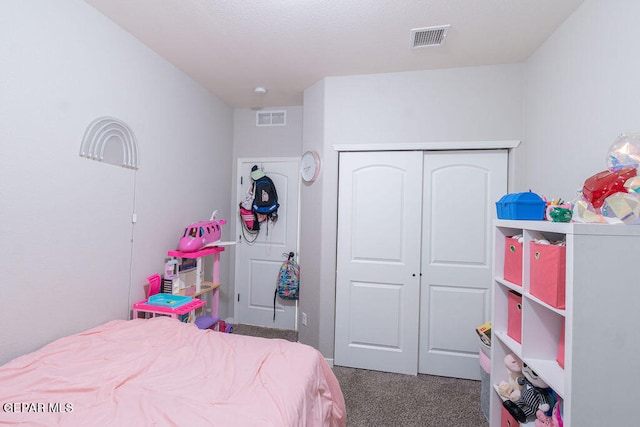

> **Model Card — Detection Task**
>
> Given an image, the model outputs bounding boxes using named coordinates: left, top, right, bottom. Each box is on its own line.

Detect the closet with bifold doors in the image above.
left=334, top=146, right=509, bottom=378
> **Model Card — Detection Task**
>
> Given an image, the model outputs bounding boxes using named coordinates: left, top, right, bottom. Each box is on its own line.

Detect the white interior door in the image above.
left=419, top=150, right=507, bottom=379
left=235, top=159, right=300, bottom=330
left=334, top=151, right=423, bottom=375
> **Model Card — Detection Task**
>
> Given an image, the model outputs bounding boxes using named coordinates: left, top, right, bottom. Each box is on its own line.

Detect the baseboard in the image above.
left=324, top=357, right=334, bottom=367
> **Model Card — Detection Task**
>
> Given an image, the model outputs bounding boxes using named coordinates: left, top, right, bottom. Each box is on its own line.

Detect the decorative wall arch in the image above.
left=80, top=117, right=139, bottom=169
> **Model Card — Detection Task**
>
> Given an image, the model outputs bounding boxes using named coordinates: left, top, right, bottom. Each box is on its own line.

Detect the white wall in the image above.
left=299, top=81, right=326, bottom=350
left=523, top=0, right=640, bottom=201
left=324, top=65, right=524, bottom=145
left=301, top=64, right=524, bottom=357
left=0, top=0, right=233, bottom=365
left=232, top=107, right=303, bottom=159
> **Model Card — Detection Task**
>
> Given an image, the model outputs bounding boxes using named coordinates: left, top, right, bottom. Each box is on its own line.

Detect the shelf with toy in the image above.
left=490, top=219, right=640, bottom=427
left=490, top=339, right=538, bottom=427
left=160, top=212, right=238, bottom=328
left=167, top=246, right=224, bottom=292
left=166, top=246, right=225, bottom=320
left=520, top=297, right=565, bottom=397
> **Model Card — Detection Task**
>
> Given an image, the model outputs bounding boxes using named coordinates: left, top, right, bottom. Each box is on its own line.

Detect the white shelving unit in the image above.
left=490, top=219, right=640, bottom=426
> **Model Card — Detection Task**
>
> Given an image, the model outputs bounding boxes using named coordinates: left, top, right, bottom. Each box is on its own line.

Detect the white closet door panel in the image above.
left=351, top=167, right=406, bottom=261
left=419, top=150, right=507, bottom=379
left=348, top=281, right=403, bottom=347
left=335, top=151, right=422, bottom=375
left=427, top=285, right=488, bottom=352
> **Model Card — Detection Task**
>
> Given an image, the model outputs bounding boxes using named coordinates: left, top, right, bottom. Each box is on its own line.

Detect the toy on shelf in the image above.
left=475, top=320, right=492, bottom=348
left=164, top=258, right=179, bottom=280
left=497, top=353, right=524, bottom=402
left=534, top=400, right=564, bottom=427
left=503, top=363, right=551, bottom=423
left=496, top=191, right=546, bottom=220
left=601, top=191, right=640, bottom=224
left=178, top=210, right=227, bottom=253
left=607, top=131, right=640, bottom=171
left=535, top=403, right=564, bottom=427
left=166, top=246, right=225, bottom=294
left=569, top=132, right=640, bottom=224
left=543, top=197, right=572, bottom=223
left=582, top=167, right=636, bottom=210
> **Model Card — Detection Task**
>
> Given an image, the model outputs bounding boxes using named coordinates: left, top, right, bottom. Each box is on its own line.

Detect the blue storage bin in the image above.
left=496, top=192, right=546, bottom=220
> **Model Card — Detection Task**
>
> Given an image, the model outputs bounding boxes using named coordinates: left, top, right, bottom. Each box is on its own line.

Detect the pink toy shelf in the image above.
left=132, top=246, right=225, bottom=323
left=167, top=246, right=224, bottom=291
left=167, top=246, right=224, bottom=320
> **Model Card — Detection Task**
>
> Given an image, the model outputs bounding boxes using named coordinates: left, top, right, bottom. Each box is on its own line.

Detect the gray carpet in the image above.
left=232, top=324, right=488, bottom=426
left=333, top=366, right=488, bottom=427
left=231, top=323, right=298, bottom=342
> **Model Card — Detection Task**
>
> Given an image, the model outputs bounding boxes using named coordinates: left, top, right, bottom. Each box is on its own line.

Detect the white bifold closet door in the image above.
left=335, top=149, right=506, bottom=378
left=419, top=150, right=507, bottom=379
left=335, top=151, right=423, bottom=375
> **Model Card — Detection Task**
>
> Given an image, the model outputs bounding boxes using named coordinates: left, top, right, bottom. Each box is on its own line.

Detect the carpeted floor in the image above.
left=231, top=323, right=298, bottom=342
left=332, top=366, right=488, bottom=427
left=232, top=324, right=488, bottom=427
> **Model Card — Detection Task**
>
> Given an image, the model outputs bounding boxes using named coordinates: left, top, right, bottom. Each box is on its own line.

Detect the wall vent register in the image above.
left=256, top=110, right=286, bottom=127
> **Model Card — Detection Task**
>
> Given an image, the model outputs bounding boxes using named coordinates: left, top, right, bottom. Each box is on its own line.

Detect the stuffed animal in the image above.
left=497, top=353, right=524, bottom=401
left=535, top=409, right=552, bottom=427
left=503, top=363, right=550, bottom=422
left=534, top=401, right=563, bottom=427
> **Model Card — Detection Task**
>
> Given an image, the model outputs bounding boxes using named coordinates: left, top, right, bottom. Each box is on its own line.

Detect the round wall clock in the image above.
left=300, top=150, right=321, bottom=183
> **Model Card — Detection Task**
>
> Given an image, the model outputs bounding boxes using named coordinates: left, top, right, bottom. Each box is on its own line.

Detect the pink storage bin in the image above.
left=529, top=242, right=566, bottom=309
left=501, top=405, right=519, bottom=427
left=507, top=291, right=522, bottom=344
left=557, top=319, right=565, bottom=369
left=503, top=237, right=523, bottom=286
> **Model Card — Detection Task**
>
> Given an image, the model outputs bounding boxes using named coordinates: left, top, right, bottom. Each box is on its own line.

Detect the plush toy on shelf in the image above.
left=503, top=363, right=551, bottom=423
left=535, top=410, right=552, bottom=427
left=497, top=353, right=524, bottom=401
left=534, top=400, right=564, bottom=427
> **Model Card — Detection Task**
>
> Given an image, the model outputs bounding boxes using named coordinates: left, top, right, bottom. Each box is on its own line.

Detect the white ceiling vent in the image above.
left=256, top=110, right=286, bottom=127
left=410, top=25, right=450, bottom=49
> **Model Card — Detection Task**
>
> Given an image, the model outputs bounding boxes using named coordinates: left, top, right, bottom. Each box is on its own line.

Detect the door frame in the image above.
left=233, top=157, right=301, bottom=329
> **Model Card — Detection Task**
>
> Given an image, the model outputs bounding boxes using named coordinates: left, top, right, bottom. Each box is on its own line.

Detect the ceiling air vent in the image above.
left=256, top=110, right=286, bottom=127
left=410, top=25, right=450, bottom=49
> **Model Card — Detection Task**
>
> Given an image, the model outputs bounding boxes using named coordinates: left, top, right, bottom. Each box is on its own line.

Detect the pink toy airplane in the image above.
left=178, top=211, right=227, bottom=252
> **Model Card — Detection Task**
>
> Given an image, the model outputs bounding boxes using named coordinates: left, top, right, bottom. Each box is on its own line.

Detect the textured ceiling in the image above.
left=84, top=0, right=584, bottom=109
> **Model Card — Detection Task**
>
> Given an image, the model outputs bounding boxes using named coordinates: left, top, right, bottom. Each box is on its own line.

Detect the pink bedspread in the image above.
left=0, top=318, right=346, bottom=426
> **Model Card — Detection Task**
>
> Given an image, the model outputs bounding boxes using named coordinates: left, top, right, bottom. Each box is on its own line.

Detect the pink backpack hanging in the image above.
left=239, top=205, right=256, bottom=230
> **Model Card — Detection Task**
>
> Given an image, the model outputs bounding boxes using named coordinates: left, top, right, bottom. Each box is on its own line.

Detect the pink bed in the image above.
left=0, top=317, right=346, bottom=426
